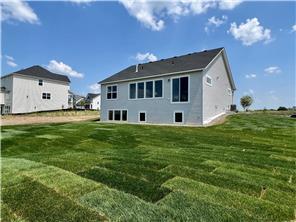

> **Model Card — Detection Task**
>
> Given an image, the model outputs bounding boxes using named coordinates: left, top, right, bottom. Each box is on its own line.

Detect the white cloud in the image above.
left=1, top=0, right=39, bottom=24
left=292, top=24, right=296, bottom=32
left=228, top=18, right=271, bottom=46
left=119, top=0, right=242, bottom=31
left=245, top=73, right=256, bottom=79
left=264, top=66, right=281, bottom=74
left=5, top=55, right=18, bottom=67
left=7, top=60, right=18, bottom=67
left=89, top=83, right=101, bottom=93
left=208, top=15, right=228, bottom=27
left=136, top=52, right=158, bottom=62
left=218, top=0, right=242, bottom=10
left=205, top=15, right=227, bottom=33
left=47, top=60, right=84, bottom=78
left=69, top=0, right=95, bottom=4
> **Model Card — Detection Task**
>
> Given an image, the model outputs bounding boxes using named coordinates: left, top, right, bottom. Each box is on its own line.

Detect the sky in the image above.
left=1, top=0, right=295, bottom=109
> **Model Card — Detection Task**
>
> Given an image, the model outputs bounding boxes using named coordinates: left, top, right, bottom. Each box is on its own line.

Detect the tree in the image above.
left=240, top=95, right=253, bottom=111
left=277, top=106, right=288, bottom=111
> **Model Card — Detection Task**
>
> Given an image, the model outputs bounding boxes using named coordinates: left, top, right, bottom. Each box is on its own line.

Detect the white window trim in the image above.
left=205, top=75, right=213, bottom=87
left=138, top=111, right=147, bottom=123
left=128, top=79, right=164, bottom=100
left=227, top=88, right=232, bottom=96
left=38, top=79, right=43, bottom=86
left=170, top=75, right=190, bottom=104
left=106, top=84, right=118, bottom=100
left=107, top=109, right=128, bottom=121
left=173, top=111, right=184, bottom=124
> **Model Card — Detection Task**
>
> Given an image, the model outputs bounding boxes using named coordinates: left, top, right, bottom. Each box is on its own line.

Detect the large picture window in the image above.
left=145, top=81, right=153, bottom=98
left=107, top=85, right=117, bottom=99
left=129, top=83, right=136, bottom=99
left=154, top=80, right=163, bottom=97
left=129, top=79, right=163, bottom=99
left=137, top=82, right=144, bottom=99
left=172, top=76, right=189, bottom=102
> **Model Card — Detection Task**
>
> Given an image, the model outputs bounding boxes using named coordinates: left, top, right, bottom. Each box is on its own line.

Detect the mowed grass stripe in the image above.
left=162, top=177, right=294, bottom=221
left=2, top=177, right=106, bottom=222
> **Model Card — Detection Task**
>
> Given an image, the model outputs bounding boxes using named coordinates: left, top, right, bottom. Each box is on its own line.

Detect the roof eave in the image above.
left=98, top=68, right=204, bottom=85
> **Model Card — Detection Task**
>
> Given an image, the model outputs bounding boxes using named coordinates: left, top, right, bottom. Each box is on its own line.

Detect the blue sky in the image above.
left=1, top=0, right=295, bottom=109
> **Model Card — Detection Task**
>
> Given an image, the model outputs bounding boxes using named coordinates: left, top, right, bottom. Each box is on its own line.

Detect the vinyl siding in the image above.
left=1, top=75, right=13, bottom=112
left=202, top=54, right=233, bottom=124
left=11, top=75, right=69, bottom=114
left=101, top=71, right=203, bottom=125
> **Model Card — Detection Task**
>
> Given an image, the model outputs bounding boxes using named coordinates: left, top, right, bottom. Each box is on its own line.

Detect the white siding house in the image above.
left=99, top=47, right=236, bottom=126
left=85, top=93, right=101, bottom=110
left=1, top=65, right=70, bottom=114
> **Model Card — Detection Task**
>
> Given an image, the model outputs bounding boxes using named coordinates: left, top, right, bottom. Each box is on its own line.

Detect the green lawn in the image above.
left=1, top=112, right=296, bottom=221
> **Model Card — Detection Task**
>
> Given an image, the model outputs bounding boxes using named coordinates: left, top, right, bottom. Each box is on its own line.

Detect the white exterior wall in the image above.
left=90, top=95, right=101, bottom=110
left=1, top=76, right=13, bottom=113
left=11, top=75, right=70, bottom=114
left=202, top=53, right=233, bottom=124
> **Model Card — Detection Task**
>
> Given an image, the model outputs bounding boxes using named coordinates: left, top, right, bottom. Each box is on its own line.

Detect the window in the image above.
left=129, top=83, right=136, bottom=99
left=108, top=110, right=113, bottom=120
left=114, top=110, right=121, bottom=121
left=122, top=110, right=127, bottom=121
left=174, top=112, right=183, bottom=123
left=145, top=81, right=153, bottom=98
left=154, top=80, right=163, bottom=97
left=137, top=82, right=144, bottom=99
left=42, top=93, right=51, bottom=99
left=107, top=85, right=117, bottom=99
left=4, top=106, right=10, bottom=113
left=206, top=75, right=212, bottom=86
left=172, top=76, right=189, bottom=102
left=39, top=79, right=43, bottom=86
left=139, top=111, right=146, bottom=122
left=108, top=110, right=127, bottom=121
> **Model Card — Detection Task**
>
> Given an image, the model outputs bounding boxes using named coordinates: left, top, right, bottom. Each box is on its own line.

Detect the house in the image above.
left=68, top=91, right=86, bottom=109
left=1, top=65, right=70, bottom=114
left=85, top=93, right=101, bottom=110
left=99, top=47, right=236, bottom=125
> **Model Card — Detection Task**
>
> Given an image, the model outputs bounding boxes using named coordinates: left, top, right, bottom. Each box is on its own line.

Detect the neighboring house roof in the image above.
left=86, top=93, right=100, bottom=101
left=99, top=47, right=235, bottom=90
left=1, top=65, right=70, bottom=83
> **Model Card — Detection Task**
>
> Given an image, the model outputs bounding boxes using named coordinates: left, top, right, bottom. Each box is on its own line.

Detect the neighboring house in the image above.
left=1, top=65, right=70, bottom=114
left=99, top=47, right=236, bottom=125
left=85, top=93, right=101, bottom=110
left=68, top=91, right=86, bottom=109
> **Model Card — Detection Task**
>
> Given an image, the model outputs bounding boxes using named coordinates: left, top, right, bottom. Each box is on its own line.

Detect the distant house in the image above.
left=1, top=65, right=70, bottom=114
left=68, top=91, right=86, bottom=109
left=85, top=93, right=101, bottom=110
left=99, top=47, right=236, bottom=125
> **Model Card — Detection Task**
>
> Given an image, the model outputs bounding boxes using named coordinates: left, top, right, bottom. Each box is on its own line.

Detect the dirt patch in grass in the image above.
left=1, top=115, right=99, bottom=126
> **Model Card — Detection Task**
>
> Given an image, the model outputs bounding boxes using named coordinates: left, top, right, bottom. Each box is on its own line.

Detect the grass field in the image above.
left=1, top=112, right=296, bottom=221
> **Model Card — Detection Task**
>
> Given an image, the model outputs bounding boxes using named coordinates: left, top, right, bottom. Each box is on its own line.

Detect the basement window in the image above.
left=139, top=111, right=146, bottom=122
left=174, top=111, right=184, bottom=123
left=108, top=110, right=128, bottom=121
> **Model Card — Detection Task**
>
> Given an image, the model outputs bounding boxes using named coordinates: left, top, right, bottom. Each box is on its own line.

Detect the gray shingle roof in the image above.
left=99, top=47, right=224, bottom=84
left=86, top=93, right=100, bottom=100
left=2, top=65, right=70, bottom=83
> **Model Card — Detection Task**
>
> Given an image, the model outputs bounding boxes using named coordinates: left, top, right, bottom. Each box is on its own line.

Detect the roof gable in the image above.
left=99, top=47, right=223, bottom=84
left=3, top=65, right=70, bottom=83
